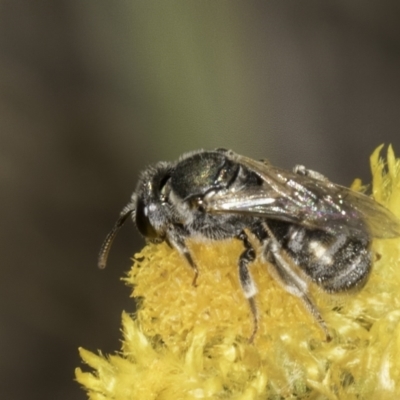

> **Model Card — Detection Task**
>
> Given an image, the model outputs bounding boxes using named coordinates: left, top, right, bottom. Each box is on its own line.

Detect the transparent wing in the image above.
left=204, top=152, right=400, bottom=238
left=340, top=188, right=400, bottom=238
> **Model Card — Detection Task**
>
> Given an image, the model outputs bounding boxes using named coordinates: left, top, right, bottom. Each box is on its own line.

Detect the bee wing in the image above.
left=205, top=152, right=400, bottom=238
left=337, top=187, right=400, bottom=238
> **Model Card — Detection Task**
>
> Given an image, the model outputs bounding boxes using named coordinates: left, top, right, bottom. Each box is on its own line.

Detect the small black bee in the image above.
left=99, top=149, right=400, bottom=342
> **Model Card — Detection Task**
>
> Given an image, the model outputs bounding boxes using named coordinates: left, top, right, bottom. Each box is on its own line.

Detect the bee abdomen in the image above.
left=314, top=238, right=372, bottom=293
left=286, top=226, right=372, bottom=293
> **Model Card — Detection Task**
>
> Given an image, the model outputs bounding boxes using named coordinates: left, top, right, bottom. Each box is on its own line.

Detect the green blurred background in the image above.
left=1, top=2, right=400, bottom=399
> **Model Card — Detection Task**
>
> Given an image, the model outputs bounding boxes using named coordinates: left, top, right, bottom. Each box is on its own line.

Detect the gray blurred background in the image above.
left=1, top=1, right=400, bottom=399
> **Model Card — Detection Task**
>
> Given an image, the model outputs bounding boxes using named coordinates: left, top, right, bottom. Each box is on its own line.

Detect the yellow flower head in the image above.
left=77, top=145, right=400, bottom=399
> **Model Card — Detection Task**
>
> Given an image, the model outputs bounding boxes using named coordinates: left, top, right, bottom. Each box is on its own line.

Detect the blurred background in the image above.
left=1, top=1, right=400, bottom=399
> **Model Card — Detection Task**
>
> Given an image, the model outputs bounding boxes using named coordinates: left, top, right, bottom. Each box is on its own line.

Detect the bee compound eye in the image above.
left=135, top=198, right=159, bottom=240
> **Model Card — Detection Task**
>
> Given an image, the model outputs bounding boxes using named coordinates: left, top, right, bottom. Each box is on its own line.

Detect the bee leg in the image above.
left=293, top=165, right=330, bottom=183
left=237, top=231, right=258, bottom=343
left=167, top=226, right=199, bottom=286
left=263, top=237, right=331, bottom=341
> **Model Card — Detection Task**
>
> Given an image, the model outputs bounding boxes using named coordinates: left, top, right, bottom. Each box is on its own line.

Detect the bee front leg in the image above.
left=262, top=235, right=331, bottom=341
left=166, top=225, right=199, bottom=286
left=237, top=230, right=258, bottom=343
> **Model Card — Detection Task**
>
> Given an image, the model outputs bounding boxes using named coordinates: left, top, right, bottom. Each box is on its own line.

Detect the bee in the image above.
left=99, top=148, right=400, bottom=342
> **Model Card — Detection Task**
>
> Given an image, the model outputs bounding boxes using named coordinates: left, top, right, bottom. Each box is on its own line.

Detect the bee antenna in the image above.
left=98, top=202, right=136, bottom=269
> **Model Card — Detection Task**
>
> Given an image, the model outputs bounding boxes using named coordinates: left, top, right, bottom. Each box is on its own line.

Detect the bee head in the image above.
left=134, top=161, right=174, bottom=241
left=98, top=161, right=174, bottom=269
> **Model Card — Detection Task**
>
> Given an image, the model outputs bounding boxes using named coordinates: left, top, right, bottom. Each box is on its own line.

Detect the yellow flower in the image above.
left=76, top=145, right=400, bottom=399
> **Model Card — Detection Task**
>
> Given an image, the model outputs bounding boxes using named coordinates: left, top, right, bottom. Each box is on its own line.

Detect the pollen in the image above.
left=77, top=145, right=400, bottom=400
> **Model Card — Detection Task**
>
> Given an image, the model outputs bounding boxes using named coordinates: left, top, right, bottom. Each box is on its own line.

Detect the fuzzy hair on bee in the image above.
left=98, top=148, right=400, bottom=342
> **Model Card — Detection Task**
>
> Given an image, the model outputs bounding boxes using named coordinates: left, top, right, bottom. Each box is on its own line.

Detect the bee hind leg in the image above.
left=262, top=236, right=332, bottom=341
left=293, top=165, right=330, bottom=183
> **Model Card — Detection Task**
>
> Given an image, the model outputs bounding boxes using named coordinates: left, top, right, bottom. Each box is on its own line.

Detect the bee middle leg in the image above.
left=237, top=230, right=258, bottom=343
left=262, top=235, right=331, bottom=341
